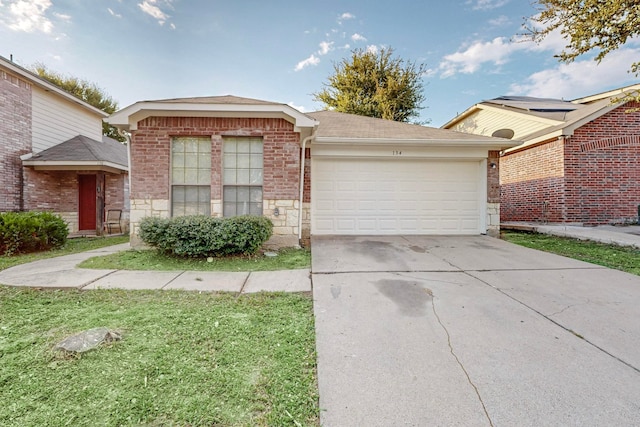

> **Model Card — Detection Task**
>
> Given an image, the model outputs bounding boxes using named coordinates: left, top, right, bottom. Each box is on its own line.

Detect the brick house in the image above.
left=0, top=56, right=129, bottom=234
left=442, top=84, right=640, bottom=225
left=108, top=96, right=518, bottom=247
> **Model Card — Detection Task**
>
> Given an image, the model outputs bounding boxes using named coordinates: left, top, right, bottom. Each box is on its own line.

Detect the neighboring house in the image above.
left=0, top=55, right=129, bottom=234
left=442, top=84, right=640, bottom=225
left=107, top=95, right=518, bottom=247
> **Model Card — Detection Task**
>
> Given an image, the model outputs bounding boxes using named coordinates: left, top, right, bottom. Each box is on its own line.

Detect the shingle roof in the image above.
left=143, top=95, right=283, bottom=106
left=28, top=135, right=128, bottom=168
left=307, top=110, right=505, bottom=141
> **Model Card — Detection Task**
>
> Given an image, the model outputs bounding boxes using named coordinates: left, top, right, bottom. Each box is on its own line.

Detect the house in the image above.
left=0, top=55, right=129, bottom=234
left=442, top=84, right=640, bottom=225
left=107, top=95, right=519, bottom=247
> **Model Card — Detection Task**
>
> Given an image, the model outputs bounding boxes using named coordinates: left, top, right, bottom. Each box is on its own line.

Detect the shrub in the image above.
left=138, top=215, right=273, bottom=257
left=0, top=211, right=68, bottom=255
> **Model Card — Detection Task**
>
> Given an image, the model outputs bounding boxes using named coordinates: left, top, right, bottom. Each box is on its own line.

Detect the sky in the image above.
left=1, top=0, right=639, bottom=127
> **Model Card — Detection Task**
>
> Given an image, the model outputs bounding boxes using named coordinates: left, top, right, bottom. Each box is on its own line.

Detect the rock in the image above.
left=55, top=327, right=122, bottom=353
left=264, top=251, right=278, bottom=257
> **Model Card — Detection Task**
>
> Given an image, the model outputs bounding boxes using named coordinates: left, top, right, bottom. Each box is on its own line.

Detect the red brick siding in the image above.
left=500, top=102, right=640, bottom=224
left=0, top=69, right=32, bottom=211
left=487, top=150, right=500, bottom=203
left=500, top=139, right=566, bottom=222
left=564, top=102, right=640, bottom=224
left=23, top=169, right=78, bottom=212
left=105, top=174, right=127, bottom=212
left=130, top=117, right=301, bottom=202
left=303, top=147, right=311, bottom=203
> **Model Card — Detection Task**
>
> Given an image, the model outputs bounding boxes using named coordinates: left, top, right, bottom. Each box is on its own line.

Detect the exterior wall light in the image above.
left=274, top=207, right=280, bottom=216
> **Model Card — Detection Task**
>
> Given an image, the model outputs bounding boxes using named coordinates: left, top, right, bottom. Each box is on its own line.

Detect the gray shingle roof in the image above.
left=28, top=135, right=128, bottom=168
left=308, top=110, right=504, bottom=141
left=143, top=95, right=283, bottom=106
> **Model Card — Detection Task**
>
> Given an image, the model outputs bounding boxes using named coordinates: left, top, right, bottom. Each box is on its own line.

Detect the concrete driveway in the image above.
left=312, top=235, right=640, bottom=427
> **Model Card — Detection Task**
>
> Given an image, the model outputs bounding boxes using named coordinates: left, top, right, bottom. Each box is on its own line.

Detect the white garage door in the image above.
left=312, top=158, right=483, bottom=235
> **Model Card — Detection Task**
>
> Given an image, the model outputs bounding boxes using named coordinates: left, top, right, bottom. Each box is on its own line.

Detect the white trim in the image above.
left=313, top=137, right=520, bottom=150
left=108, top=101, right=318, bottom=132
left=479, top=159, right=488, bottom=234
left=22, top=160, right=128, bottom=173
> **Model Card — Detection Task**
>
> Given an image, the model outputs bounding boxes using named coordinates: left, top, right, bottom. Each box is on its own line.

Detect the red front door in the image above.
left=78, top=175, right=96, bottom=231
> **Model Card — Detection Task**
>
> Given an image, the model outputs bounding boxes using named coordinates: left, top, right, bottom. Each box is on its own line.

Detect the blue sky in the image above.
left=1, top=0, right=639, bottom=126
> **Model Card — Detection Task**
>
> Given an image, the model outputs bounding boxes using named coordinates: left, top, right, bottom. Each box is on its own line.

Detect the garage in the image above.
left=306, top=110, right=520, bottom=237
left=312, top=157, right=484, bottom=235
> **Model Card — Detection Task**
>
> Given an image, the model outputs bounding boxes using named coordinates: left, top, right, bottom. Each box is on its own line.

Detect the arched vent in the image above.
left=492, top=128, right=515, bottom=139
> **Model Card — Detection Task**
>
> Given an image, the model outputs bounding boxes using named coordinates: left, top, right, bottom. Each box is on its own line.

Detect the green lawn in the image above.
left=78, top=247, right=311, bottom=272
left=0, top=235, right=129, bottom=272
left=501, top=230, right=640, bottom=276
left=0, top=287, right=318, bottom=426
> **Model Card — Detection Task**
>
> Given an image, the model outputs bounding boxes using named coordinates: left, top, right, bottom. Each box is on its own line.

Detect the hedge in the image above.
left=0, top=211, right=68, bottom=256
left=139, top=215, right=273, bottom=257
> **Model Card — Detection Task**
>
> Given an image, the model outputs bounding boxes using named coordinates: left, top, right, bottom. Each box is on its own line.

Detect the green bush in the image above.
left=0, top=211, right=68, bottom=255
left=138, top=215, right=273, bottom=257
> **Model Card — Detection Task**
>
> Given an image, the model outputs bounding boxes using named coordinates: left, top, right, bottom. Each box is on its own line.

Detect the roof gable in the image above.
left=0, top=56, right=107, bottom=118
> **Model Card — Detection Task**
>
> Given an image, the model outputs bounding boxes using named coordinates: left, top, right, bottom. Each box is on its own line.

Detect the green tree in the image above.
left=313, top=47, right=427, bottom=123
left=30, top=63, right=125, bottom=141
left=528, top=0, right=640, bottom=102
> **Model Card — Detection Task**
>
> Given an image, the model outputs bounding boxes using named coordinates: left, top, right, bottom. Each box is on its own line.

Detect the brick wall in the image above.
left=564, top=102, right=640, bottom=224
left=0, top=69, right=32, bottom=211
left=131, top=117, right=301, bottom=201
left=500, top=102, right=640, bottom=224
left=500, top=138, right=565, bottom=222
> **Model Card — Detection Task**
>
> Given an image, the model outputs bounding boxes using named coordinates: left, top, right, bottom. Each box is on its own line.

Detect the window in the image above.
left=171, top=137, right=211, bottom=216
left=223, top=137, right=263, bottom=216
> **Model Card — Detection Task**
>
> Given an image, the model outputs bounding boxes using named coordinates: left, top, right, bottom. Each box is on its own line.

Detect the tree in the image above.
left=313, top=47, right=427, bottom=123
left=528, top=0, right=640, bottom=102
left=30, top=63, right=125, bottom=141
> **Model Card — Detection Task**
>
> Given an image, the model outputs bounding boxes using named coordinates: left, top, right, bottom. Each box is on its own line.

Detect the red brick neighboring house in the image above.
left=108, top=96, right=517, bottom=247
left=442, top=84, right=640, bottom=225
left=0, top=56, right=129, bottom=234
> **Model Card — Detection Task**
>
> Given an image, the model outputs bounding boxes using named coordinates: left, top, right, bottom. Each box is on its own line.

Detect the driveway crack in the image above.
left=546, top=299, right=591, bottom=318
left=430, top=295, right=494, bottom=427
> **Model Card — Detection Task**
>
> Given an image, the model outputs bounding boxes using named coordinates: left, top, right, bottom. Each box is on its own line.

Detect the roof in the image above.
left=308, top=110, right=520, bottom=149
left=0, top=55, right=107, bottom=118
left=108, top=95, right=318, bottom=135
left=442, top=83, right=640, bottom=146
left=22, top=135, right=128, bottom=173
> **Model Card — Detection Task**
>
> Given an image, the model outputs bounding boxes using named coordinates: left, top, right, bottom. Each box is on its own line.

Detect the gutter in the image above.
left=298, top=130, right=316, bottom=243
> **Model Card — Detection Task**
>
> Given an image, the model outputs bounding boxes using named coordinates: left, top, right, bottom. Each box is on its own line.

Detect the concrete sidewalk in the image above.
left=502, top=221, right=640, bottom=248
left=0, top=243, right=311, bottom=293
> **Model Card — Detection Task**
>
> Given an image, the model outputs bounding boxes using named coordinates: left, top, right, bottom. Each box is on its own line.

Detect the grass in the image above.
left=0, top=287, right=318, bottom=426
left=78, top=247, right=311, bottom=272
left=0, top=235, right=129, bottom=272
left=501, top=230, right=640, bottom=276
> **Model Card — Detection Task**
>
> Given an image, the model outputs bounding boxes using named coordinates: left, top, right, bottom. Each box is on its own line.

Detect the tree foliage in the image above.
left=31, top=63, right=125, bottom=141
left=313, top=47, right=427, bottom=123
left=528, top=0, right=640, bottom=103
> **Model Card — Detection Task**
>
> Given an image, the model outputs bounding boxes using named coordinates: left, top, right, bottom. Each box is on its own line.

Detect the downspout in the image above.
left=298, top=130, right=316, bottom=243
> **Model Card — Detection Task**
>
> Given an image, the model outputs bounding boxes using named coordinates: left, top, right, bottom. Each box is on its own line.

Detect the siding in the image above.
left=31, top=86, right=102, bottom=153
left=451, top=109, right=554, bottom=140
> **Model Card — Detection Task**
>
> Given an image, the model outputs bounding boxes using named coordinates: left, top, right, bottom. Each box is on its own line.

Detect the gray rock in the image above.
left=55, top=327, right=121, bottom=353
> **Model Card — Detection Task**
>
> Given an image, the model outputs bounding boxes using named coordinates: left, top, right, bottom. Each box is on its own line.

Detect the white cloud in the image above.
left=467, top=0, right=509, bottom=10
left=108, top=8, right=122, bottom=18
left=338, top=12, right=355, bottom=23
left=318, top=41, right=334, bottom=55
left=436, top=25, right=569, bottom=78
left=287, top=101, right=307, bottom=112
left=294, top=54, right=320, bottom=71
left=488, top=15, right=510, bottom=27
left=351, top=33, right=366, bottom=42
left=366, top=44, right=379, bottom=54
left=5, top=0, right=53, bottom=33
left=509, top=48, right=640, bottom=98
left=53, top=12, right=71, bottom=22
left=138, top=0, right=174, bottom=26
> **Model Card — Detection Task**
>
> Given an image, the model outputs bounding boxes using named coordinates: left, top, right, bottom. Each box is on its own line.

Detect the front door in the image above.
left=78, top=174, right=96, bottom=231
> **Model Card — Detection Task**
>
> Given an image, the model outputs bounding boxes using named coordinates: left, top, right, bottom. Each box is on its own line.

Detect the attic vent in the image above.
left=492, top=129, right=515, bottom=139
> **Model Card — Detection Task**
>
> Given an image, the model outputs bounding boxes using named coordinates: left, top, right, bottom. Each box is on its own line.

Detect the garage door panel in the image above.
left=312, top=158, right=483, bottom=235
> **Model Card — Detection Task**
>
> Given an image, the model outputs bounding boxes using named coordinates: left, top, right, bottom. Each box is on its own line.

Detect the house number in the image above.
left=392, top=150, right=402, bottom=156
